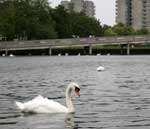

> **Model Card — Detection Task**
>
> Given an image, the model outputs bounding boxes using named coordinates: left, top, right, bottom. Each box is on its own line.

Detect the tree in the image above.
left=101, top=24, right=111, bottom=36
left=71, top=15, right=102, bottom=37
left=51, top=5, right=72, bottom=38
left=51, top=5, right=103, bottom=38
left=14, top=0, right=57, bottom=40
left=112, top=23, right=135, bottom=36
left=104, top=28, right=117, bottom=36
left=136, top=28, right=149, bottom=35
left=0, top=0, right=16, bottom=40
left=0, top=0, right=57, bottom=40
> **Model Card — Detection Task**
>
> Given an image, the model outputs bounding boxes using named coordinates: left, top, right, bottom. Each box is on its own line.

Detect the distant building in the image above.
left=116, top=0, right=150, bottom=30
left=71, top=0, right=84, bottom=13
left=83, top=0, right=95, bottom=17
left=61, top=1, right=70, bottom=10
left=61, top=0, right=95, bottom=17
left=116, top=0, right=131, bottom=25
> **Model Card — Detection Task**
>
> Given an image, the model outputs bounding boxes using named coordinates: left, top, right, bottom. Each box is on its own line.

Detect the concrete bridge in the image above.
left=0, top=35, right=150, bottom=55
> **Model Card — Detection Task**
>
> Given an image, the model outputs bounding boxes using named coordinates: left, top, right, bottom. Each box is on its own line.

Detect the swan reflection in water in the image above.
left=65, top=113, right=78, bottom=129
left=17, top=112, right=78, bottom=129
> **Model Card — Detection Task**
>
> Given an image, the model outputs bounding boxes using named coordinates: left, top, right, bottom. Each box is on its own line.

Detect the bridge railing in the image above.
left=0, top=35, right=150, bottom=50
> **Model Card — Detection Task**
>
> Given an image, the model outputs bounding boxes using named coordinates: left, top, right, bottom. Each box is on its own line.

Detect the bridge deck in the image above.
left=0, top=35, right=150, bottom=51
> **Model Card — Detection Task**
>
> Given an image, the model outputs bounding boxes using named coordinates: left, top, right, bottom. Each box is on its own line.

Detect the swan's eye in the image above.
left=75, top=87, right=80, bottom=92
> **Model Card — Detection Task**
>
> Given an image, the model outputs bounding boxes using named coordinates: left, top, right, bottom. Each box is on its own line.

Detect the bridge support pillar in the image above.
left=89, top=45, right=92, bottom=55
left=120, top=44, right=123, bottom=55
left=127, top=43, right=130, bottom=55
left=5, top=49, right=8, bottom=56
left=49, top=47, right=52, bottom=56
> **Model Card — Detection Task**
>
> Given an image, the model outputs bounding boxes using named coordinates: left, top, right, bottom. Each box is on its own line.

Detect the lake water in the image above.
left=0, top=56, right=150, bottom=129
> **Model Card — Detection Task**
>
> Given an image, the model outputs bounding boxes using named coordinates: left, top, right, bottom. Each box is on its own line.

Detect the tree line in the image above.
left=0, top=0, right=149, bottom=41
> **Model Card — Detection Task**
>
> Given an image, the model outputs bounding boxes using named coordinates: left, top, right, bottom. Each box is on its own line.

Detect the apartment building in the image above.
left=71, top=0, right=84, bottom=13
left=116, top=0, right=150, bottom=30
left=61, top=1, right=70, bottom=10
left=61, top=0, right=95, bottom=17
left=83, top=0, right=95, bottom=17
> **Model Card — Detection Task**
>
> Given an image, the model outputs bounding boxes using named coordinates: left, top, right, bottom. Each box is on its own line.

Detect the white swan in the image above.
left=97, top=66, right=105, bottom=71
left=15, top=82, right=80, bottom=113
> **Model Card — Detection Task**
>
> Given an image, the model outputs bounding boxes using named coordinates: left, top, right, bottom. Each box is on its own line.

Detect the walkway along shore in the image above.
left=0, top=35, right=150, bottom=56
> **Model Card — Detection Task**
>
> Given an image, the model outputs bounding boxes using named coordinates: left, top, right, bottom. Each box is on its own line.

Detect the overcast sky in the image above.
left=49, top=0, right=116, bottom=26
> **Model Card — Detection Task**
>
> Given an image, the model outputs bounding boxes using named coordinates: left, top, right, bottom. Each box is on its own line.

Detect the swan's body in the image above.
left=16, top=95, right=68, bottom=113
left=15, top=82, right=80, bottom=114
left=97, top=66, right=105, bottom=71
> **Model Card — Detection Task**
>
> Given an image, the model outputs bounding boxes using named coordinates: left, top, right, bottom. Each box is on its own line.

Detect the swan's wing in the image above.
left=35, top=98, right=68, bottom=113
left=21, top=95, right=68, bottom=113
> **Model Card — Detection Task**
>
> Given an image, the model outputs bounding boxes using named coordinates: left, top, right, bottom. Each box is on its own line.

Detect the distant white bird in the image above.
left=9, top=54, right=14, bottom=57
left=2, top=54, right=5, bottom=57
left=97, top=66, right=105, bottom=71
left=15, top=82, right=80, bottom=114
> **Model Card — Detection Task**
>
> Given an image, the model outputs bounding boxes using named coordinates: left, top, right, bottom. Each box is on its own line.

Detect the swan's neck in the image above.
left=66, top=86, right=75, bottom=113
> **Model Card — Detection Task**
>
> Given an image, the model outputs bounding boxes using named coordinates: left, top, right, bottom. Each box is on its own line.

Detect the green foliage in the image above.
left=0, top=0, right=57, bottom=40
left=104, top=28, right=117, bottom=36
left=51, top=5, right=72, bottom=38
left=14, top=0, right=57, bottom=40
left=112, top=23, right=136, bottom=36
left=51, top=5, right=103, bottom=38
left=71, top=14, right=102, bottom=37
left=0, top=0, right=16, bottom=40
left=136, top=28, right=149, bottom=35
left=103, top=23, right=149, bottom=37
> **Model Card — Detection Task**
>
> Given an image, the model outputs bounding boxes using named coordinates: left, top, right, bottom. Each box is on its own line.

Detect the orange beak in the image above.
left=75, top=91, right=80, bottom=97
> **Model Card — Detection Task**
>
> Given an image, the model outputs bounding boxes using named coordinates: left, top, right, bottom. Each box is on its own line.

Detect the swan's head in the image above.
left=69, top=82, right=80, bottom=97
